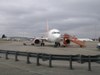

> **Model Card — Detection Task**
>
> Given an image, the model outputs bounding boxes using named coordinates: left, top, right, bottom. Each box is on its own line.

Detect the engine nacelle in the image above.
left=32, top=39, right=42, bottom=45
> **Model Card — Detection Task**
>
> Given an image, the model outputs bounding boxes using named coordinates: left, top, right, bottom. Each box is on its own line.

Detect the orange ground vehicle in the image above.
left=63, top=34, right=85, bottom=47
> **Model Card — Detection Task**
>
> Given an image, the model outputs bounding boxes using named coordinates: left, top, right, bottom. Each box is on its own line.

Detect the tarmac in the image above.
left=0, top=40, right=100, bottom=75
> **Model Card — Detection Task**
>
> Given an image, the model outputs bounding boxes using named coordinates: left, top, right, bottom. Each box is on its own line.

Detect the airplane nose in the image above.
left=55, top=34, right=61, bottom=38
left=55, top=34, right=61, bottom=41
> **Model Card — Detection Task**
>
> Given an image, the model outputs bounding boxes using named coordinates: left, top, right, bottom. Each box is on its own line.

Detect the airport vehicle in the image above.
left=63, top=34, right=85, bottom=47
left=97, top=43, right=100, bottom=49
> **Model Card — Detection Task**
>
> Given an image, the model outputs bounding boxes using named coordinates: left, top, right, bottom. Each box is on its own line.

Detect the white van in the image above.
left=97, top=43, right=100, bottom=49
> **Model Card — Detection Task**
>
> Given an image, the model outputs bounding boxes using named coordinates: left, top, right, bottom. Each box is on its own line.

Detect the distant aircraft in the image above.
left=78, top=38, right=93, bottom=42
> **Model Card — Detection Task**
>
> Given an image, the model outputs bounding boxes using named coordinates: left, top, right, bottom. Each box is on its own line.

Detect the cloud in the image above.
left=0, top=0, right=100, bottom=38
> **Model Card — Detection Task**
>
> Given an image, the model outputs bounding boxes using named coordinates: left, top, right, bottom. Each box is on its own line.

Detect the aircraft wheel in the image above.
left=66, top=39, right=70, bottom=44
left=31, top=43, right=34, bottom=46
left=58, top=42, right=60, bottom=47
left=54, top=42, right=57, bottom=47
left=23, top=43, right=27, bottom=46
left=54, top=42, right=60, bottom=47
left=41, top=42, right=45, bottom=46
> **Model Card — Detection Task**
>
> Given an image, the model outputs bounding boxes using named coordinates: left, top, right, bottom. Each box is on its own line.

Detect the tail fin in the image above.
left=46, top=19, right=49, bottom=32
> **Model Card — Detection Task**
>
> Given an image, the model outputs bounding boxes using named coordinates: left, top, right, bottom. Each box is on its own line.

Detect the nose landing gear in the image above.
left=54, top=42, right=60, bottom=47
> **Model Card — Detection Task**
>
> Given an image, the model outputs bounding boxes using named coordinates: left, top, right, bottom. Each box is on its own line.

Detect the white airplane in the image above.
left=78, top=38, right=93, bottom=42
left=23, top=29, right=61, bottom=47
left=23, top=20, right=62, bottom=47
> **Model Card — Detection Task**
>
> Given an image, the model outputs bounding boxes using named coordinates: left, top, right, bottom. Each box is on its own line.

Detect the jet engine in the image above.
left=33, top=39, right=42, bottom=45
left=23, top=38, right=45, bottom=46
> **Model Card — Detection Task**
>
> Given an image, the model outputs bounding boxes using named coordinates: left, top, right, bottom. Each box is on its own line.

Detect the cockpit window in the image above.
left=52, top=32, right=60, bottom=34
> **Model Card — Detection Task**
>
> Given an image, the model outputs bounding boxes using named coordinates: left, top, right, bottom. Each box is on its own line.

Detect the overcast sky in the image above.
left=0, top=0, right=100, bottom=38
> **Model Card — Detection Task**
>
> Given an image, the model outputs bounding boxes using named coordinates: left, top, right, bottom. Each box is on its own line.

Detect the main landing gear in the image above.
left=41, top=42, right=45, bottom=46
left=54, top=42, right=60, bottom=47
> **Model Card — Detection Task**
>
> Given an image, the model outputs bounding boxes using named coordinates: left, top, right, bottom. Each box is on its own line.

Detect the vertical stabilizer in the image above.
left=46, top=19, right=49, bottom=32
